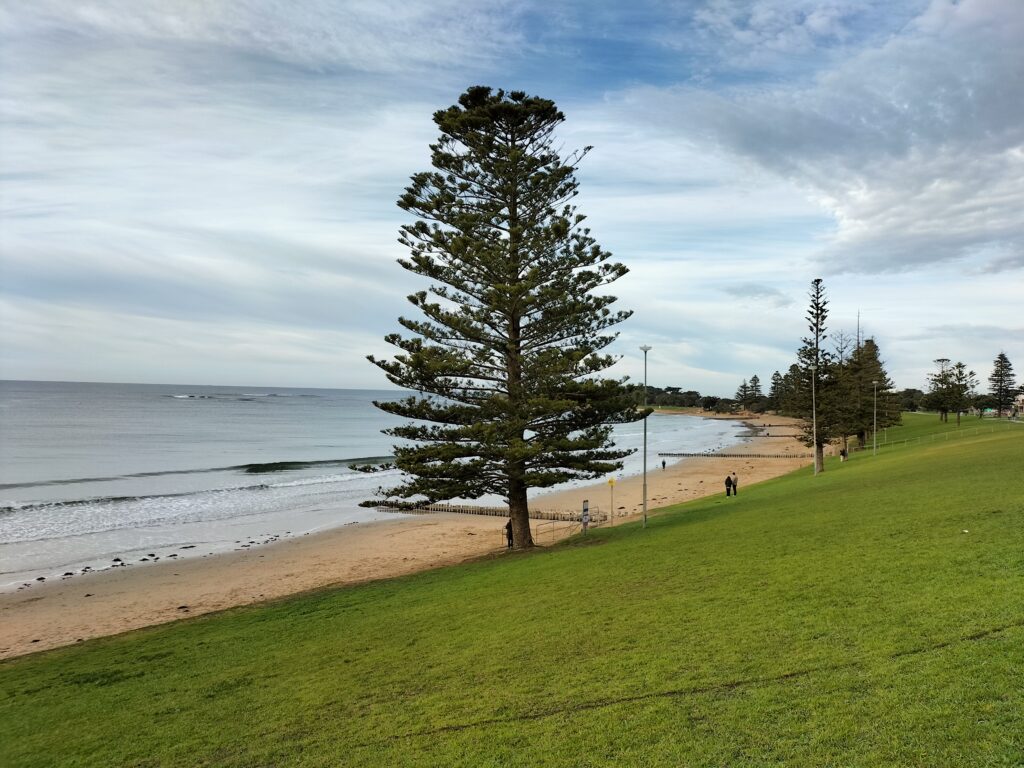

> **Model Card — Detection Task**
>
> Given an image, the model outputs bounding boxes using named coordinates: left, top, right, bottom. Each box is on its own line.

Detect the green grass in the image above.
left=2, top=420, right=1023, bottom=766
left=875, top=410, right=1020, bottom=449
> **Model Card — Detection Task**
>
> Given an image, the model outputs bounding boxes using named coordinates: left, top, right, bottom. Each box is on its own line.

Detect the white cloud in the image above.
left=0, top=0, right=521, bottom=75
left=0, top=297, right=389, bottom=387
left=1, top=0, right=1021, bottom=395
left=622, top=0, right=1024, bottom=273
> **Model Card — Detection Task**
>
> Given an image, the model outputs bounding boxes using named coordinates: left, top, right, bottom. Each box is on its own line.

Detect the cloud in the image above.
left=719, top=282, right=795, bottom=307
left=0, top=296, right=389, bottom=387
left=0, top=0, right=521, bottom=75
left=1, top=0, right=1021, bottom=395
left=621, top=0, right=1024, bottom=274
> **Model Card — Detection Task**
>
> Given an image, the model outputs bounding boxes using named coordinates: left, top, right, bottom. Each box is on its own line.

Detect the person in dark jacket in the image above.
left=505, top=519, right=514, bottom=549
left=725, top=474, right=733, bottom=497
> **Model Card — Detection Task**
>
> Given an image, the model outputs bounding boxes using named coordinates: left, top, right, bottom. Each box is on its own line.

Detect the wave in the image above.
left=0, top=468, right=401, bottom=515
left=0, top=455, right=397, bottom=491
left=165, top=392, right=319, bottom=400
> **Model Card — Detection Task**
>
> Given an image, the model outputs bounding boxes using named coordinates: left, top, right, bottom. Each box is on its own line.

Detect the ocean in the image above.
left=0, top=380, right=749, bottom=589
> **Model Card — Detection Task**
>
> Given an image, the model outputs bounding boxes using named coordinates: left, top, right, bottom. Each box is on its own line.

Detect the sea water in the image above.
left=0, top=380, right=748, bottom=588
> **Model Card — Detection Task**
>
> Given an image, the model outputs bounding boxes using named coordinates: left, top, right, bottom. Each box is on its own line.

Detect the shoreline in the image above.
left=0, top=414, right=808, bottom=660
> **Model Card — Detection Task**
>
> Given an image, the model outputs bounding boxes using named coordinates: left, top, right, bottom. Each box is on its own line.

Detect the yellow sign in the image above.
left=608, top=478, right=616, bottom=486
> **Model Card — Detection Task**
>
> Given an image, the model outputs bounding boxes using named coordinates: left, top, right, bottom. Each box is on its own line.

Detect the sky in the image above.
left=0, top=0, right=1021, bottom=395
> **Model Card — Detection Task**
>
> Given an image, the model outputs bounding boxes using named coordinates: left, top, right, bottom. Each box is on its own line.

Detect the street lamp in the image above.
left=872, top=380, right=879, bottom=457
left=810, top=364, right=819, bottom=475
left=640, top=345, right=652, bottom=528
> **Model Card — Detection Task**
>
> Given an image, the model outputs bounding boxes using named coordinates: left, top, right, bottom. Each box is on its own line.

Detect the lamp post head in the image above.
left=639, top=345, right=652, bottom=354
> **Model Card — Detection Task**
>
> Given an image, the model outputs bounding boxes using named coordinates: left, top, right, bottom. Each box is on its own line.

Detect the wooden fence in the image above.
left=658, top=451, right=812, bottom=459
left=376, top=501, right=609, bottom=523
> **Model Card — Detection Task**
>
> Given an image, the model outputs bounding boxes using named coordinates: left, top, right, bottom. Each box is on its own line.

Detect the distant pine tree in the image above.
left=924, top=358, right=977, bottom=425
left=988, top=352, right=1017, bottom=417
left=794, top=278, right=836, bottom=472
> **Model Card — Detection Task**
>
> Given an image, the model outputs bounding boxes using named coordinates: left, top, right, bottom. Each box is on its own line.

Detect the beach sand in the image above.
left=0, top=413, right=807, bottom=659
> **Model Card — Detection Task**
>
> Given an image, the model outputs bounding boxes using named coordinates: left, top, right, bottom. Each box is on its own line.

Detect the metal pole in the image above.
left=640, top=345, right=652, bottom=528
left=872, top=380, right=878, bottom=456
left=810, top=364, right=819, bottom=475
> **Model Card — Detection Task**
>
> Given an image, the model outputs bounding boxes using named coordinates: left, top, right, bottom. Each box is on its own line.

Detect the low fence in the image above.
left=873, top=422, right=1021, bottom=451
left=659, top=451, right=812, bottom=459
left=377, top=501, right=609, bottom=523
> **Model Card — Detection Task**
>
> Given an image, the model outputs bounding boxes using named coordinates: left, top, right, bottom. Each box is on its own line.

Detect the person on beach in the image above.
left=505, top=519, right=513, bottom=549
left=731, top=472, right=738, bottom=495
left=661, top=459, right=666, bottom=470
left=725, top=474, right=733, bottom=497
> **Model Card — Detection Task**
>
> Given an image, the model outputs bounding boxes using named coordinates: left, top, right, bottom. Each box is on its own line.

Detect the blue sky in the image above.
left=1, top=0, right=1021, bottom=394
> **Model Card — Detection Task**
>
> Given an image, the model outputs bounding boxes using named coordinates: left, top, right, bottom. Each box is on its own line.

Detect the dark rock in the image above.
left=63, top=572, right=74, bottom=576
left=85, top=593, right=93, bottom=597
left=140, top=557, right=149, bottom=562
left=31, top=639, right=40, bottom=643
left=177, top=605, right=189, bottom=611
left=112, top=557, right=122, bottom=563
left=36, top=576, right=45, bottom=581
left=181, top=545, right=195, bottom=549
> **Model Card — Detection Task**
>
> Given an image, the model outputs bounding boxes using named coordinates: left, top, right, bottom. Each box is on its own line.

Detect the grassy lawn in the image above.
left=2, top=416, right=1023, bottom=766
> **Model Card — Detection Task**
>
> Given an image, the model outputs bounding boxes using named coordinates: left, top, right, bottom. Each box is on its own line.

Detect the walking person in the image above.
left=725, top=473, right=733, bottom=497
left=505, top=518, right=513, bottom=549
left=731, top=472, right=738, bottom=496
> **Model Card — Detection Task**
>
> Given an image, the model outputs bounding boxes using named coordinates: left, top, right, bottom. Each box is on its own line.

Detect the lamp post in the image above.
left=640, top=345, right=652, bottom=528
left=810, top=364, right=819, bottom=475
left=608, top=477, right=615, bottom=526
left=872, top=380, right=879, bottom=457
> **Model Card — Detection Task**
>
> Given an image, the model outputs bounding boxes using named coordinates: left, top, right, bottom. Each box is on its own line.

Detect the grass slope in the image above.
left=2, top=417, right=1023, bottom=766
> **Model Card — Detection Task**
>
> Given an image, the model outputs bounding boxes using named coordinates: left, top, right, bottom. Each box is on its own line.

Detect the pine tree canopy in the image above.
left=366, top=87, right=640, bottom=545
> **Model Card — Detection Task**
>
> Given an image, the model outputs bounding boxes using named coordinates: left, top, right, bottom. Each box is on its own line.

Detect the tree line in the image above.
left=921, top=352, right=1019, bottom=422
left=727, top=280, right=1020, bottom=470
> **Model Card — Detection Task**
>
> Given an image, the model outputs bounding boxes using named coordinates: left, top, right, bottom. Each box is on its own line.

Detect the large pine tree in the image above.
left=367, top=87, right=640, bottom=548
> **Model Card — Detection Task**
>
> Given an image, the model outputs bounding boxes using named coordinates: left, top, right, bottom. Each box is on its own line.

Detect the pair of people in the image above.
left=724, top=472, right=739, bottom=497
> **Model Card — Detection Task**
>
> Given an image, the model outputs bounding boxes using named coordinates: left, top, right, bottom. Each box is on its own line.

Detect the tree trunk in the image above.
left=508, top=476, right=534, bottom=549
left=815, top=443, right=825, bottom=473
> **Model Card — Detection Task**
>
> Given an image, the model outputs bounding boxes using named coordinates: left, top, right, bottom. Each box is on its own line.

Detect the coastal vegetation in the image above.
left=3, top=413, right=1022, bottom=766
left=366, top=87, right=639, bottom=548
left=760, top=279, right=901, bottom=469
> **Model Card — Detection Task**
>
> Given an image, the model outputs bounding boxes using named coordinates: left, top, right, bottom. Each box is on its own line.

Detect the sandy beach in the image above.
left=0, top=413, right=807, bottom=659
